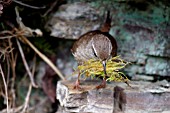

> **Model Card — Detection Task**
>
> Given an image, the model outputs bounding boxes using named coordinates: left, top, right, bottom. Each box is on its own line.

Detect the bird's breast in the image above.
left=72, top=38, right=97, bottom=64
left=72, top=30, right=117, bottom=64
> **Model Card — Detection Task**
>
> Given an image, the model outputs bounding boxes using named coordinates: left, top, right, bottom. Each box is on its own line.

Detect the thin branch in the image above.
left=0, top=35, right=15, bottom=39
left=2, top=0, right=12, bottom=5
left=6, top=56, right=10, bottom=89
left=15, top=6, right=26, bottom=30
left=21, top=84, right=32, bottom=113
left=30, top=54, right=36, bottom=76
left=15, top=6, right=64, bottom=80
left=8, top=38, right=17, bottom=109
left=0, top=30, right=18, bottom=39
left=1, top=105, right=23, bottom=113
left=1, top=98, right=48, bottom=113
left=13, top=0, right=46, bottom=9
left=0, top=64, right=9, bottom=113
left=0, top=46, right=14, bottom=61
left=0, top=30, right=13, bottom=35
left=16, top=39, right=38, bottom=88
left=43, top=0, right=59, bottom=17
left=15, top=7, right=43, bottom=37
left=20, top=36, right=65, bottom=80
left=21, top=54, right=36, bottom=113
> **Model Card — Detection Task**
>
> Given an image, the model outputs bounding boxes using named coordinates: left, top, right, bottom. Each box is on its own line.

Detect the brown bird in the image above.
left=71, top=11, right=117, bottom=89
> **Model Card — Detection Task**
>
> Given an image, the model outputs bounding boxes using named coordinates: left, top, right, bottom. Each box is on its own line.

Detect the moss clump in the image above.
left=77, top=56, right=130, bottom=82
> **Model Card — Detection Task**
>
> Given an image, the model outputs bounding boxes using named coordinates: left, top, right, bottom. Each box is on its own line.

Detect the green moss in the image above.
left=76, top=56, right=129, bottom=82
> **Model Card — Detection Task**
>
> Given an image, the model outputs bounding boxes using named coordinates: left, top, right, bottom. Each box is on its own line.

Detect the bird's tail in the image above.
left=100, top=11, right=112, bottom=32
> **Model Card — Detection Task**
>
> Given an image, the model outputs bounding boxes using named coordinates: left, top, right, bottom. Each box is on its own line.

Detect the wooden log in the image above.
left=56, top=80, right=170, bottom=113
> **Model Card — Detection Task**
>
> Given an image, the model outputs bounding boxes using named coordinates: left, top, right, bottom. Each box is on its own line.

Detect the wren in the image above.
left=71, top=11, right=117, bottom=89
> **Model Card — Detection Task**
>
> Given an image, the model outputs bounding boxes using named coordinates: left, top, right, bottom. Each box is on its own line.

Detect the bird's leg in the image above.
left=73, top=72, right=82, bottom=90
left=96, top=61, right=107, bottom=89
left=125, top=81, right=132, bottom=87
left=96, top=78, right=106, bottom=89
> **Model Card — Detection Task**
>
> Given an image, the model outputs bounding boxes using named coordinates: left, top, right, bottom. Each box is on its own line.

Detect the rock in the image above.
left=56, top=80, right=114, bottom=113
left=46, top=2, right=101, bottom=39
left=56, top=80, right=170, bottom=113
left=145, top=57, right=170, bottom=76
left=131, top=74, right=154, bottom=81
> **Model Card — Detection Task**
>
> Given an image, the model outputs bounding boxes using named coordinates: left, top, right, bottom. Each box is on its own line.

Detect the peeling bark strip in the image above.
left=56, top=80, right=170, bottom=113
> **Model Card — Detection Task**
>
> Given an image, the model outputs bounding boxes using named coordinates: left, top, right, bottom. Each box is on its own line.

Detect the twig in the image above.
left=8, top=38, right=17, bottom=109
left=0, top=35, right=16, bottom=39
left=43, top=0, right=59, bottom=17
left=6, top=56, right=10, bottom=89
left=0, top=46, right=14, bottom=61
left=0, top=105, right=23, bottom=113
left=17, top=55, right=36, bottom=90
left=31, top=54, right=36, bottom=76
left=15, top=7, right=43, bottom=37
left=21, top=54, right=36, bottom=113
left=2, top=0, right=12, bottom=5
left=16, top=39, right=38, bottom=88
left=15, top=6, right=28, bottom=32
left=21, top=84, right=32, bottom=113
left=20, top=36, right=65, bottom=80
left=1, top=97, right=48, bottom=113
left=0, top=64, right=9, bottom=113
left=14, top=7, right=65, bottom=79
left=0, top=30, right=17, bottom=39
left=0, top=30, right=13, bottom=35
left=14, top=6, right=65, bottom=80
left=13, top=0, right=46, bottom=9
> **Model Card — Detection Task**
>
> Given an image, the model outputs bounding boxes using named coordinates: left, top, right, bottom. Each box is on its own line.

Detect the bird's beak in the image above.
left=102, top=60, right=107, bottom=75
